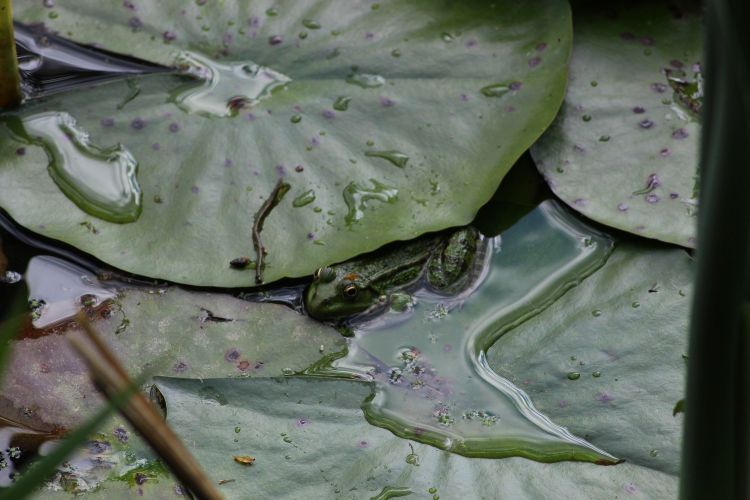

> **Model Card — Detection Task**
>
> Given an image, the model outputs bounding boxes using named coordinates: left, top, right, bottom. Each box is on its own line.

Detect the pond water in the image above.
left=0, top=22, right=624, bottom=494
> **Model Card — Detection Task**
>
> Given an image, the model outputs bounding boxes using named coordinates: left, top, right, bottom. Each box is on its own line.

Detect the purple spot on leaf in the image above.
left=528, top=56, right=541, bottom=68
left=151, top=143, right=160, bottom=151
left=645, top=193, right=660, bottom=203
left=101, top=117, right=115, bottom=127
left=356, top=440, right=369, bottom=449
left=460, top=93, right=469, bottom=101
left=380, top=96, right=395, bottom=107
left=163, top=30, right=177, bottom=42
left=670, top=59, right=684, bottom=69
left=224, top=159, right=233, bottom=167
left=670, top=192, right=679, bottom=199
left=596, top=392, right=614, bottom=403
left=307, top=232, right=315, bottom=240
left=509, top=81, right=522, bottom=91
left=617, top=203, right=629, bottom=212
left=465, top=38, right=477, bottom=48
left=624, top=484, right=638, bottom=494
left=245, top=112, right=257, bottom=121
left=536, top=42, right=547, bottom=51
left=275, top=165, right=286, bottom=176
left=651, top=82, right=668, bottom=93
left=191, top=186, right=199, bottom=194
left=365, top=32, right=375, bottom=40
left=639, top=119, right=654, bottom=129
left=225, top=348, right=241, bottom=362
left=504, top=105, right=516, bottom=112
left=632, top=106, right=645, bottom=114
left=128, top=16, right=142, bottom=29
left=296, top=417, right=310, bottom=427
left=660, top=147, right=672, bottom=157
left=173, top=360, right=188, bottom=373
left=573, top=198, right=586, bottom=206
left=168, top=122, right=180, bottom=133
left=131, top=117, right=146, bottom=130
left=672, top=128, right=689, bottom=139
left=573, top=144, right=586, bottom=154
left=639, top=36, right=654, bottom=46
left=322, top=109, right=335, bottom=119
left=620, top=32, right=636, bottom=41
left=295, top=165, right=304, bottom=172
left=15, top=147, right=25, bottom=156
left=269, top=35, right=283, bottom=45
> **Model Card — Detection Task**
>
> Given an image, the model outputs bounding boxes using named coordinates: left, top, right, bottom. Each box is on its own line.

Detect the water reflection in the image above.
left=309, top=201, right=618, bottom=463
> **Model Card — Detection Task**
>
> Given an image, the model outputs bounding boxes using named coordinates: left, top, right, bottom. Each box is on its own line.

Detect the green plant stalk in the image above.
left=0, top=0, right=21, bottom=108
left=679, top=0, right=750, bottom=498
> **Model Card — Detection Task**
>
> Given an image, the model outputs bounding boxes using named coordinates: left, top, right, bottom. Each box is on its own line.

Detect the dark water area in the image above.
left=14, top=22, right=167, bottom=100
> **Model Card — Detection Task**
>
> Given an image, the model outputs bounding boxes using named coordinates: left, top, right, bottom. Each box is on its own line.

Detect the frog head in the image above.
left=304, top=266, right=382, bottom=321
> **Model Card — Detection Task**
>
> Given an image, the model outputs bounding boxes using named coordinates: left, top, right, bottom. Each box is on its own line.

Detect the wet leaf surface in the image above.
left=154, top=375, right=678, bottom=499
left=487, top=241, right=693, bottom=476
left=531, top=1, right=701, bottom=247
left=1, top=0, right=572, bottom=286
left=0, top=285, right=343, bottom=429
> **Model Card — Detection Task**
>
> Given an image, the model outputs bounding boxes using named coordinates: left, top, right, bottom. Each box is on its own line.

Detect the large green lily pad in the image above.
left=153, top=375, right=678, bottom=498
left=488, top=242, right=693, bottom=476
left=531, top=1, right=701, bottom=247
left=1, top=0, right=571, bottom=286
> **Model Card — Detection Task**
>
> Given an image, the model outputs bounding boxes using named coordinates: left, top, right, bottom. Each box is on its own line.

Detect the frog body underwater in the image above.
left=304, top=227, right=485, bottom=321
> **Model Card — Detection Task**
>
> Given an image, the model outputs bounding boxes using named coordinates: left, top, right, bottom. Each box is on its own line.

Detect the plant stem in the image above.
left=680, top=1, right=750, bottom=498
left=0, top=0, right=21, bottom=108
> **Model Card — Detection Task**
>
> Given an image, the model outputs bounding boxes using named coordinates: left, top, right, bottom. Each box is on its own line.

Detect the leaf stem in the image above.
left=0, top=0, right=21, bottom=108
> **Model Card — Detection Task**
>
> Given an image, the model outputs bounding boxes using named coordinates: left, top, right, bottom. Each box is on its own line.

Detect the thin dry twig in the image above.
left=70, top=313, right=223, bottom=500
left=252, top=178, right=290, bottom=284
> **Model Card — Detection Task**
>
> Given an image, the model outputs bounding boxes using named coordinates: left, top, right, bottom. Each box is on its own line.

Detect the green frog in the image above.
left=305, top=227, right=484, bottom=321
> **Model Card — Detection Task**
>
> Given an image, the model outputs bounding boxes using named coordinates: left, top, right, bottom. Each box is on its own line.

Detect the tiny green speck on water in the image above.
left=391, top=49, right=402, bottom=57
left=650, top=449, right=659, bottom=457
left=365, top=150, right=409, bottom=168
left=266, top=7, right=278, bottom=16
left=48, top=11, right=59, bottom=19
left=567, top=372, right=581, bottom=381
left=582, top=114, right=592, bottom=122
left=592, top=309, right=602, bottom=317
left=234, top=426, right=241, bottom=433
left=631, top=301, right=640, bottom=308
left=480, top=83, right=511, bottom=98
left=590, top=80, right=598, bottom=87
left=298, top=31, right=308, bottom=39
left=293, top=190, right=316, bottom=207
left=592, top=371, right=601, bottom=378
left=291, top=114, right=302, bottom=123
left=302, top=19, right=321, bottom=29
left=428, top=487, right=437, bottom=494
left=333, top=96, right=352, bottom=111
left=371, top=3, right=380, bottom=10
left=441, top=32, right=453, bottom=42
left=599, top=135, right=610, bottom=142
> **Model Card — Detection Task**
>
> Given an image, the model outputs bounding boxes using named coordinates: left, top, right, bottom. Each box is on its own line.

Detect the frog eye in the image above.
left=313, top=267, right=336, bottom=283
left=343, top=284, right=358, bottom=298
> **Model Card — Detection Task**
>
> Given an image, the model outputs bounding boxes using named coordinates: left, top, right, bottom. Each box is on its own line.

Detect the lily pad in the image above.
left=530, top=1, right=701, bottom=247
left=487, top=242, right=693, bottom=476
left=0, top=277, right=344, bottom=429
left=153, top=375, right=678, bottom=498
left=1, top=0, right=572, bottom=286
